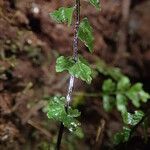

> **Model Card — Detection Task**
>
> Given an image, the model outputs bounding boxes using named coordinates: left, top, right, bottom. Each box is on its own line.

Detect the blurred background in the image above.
left=0, top=0, right=150, bottom=149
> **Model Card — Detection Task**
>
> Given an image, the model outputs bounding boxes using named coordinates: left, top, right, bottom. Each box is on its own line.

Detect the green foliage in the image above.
left=95, top=59, right=149, bottom=144
left=114, top=110, right=144, bottom=145
left=56, top=56, right=92, bottom=83
left=73, top=127, right=84, bottom=139
left=117, top=76, right=130, bottom=91
left=96, top=59, right=150, bottom=111
left=95, top=59, right=123, bottom=80
left=102, top=79, right=115, bottom=93
left=78, top=18, right=94, bottom=52
left=99, top=61, right=150, bottom=113
left=50, top=7, right=74, bottom=26
left=116, top=94, right=127, bottom=113
left=122, top=110, right=144, bottom=126
left=56, top=56, right=74, bottom=72
left=48, top=0, right=149, bottom=147
left=47, top=1, right=101, bottom=147
left=69, top=60, right=92, bottom=84
left=102, top=95, right=115, bottom=112
left=101, top=77, right=129, bottom=113
left=46, top=96, right=81, bottom=133
left=126, top=83, right=150, bottom=107
left=102, top=79, right=116, bottom=111
left=113, top=127, right=131, bottom=145
left=89, top=0, right=100, bottom=10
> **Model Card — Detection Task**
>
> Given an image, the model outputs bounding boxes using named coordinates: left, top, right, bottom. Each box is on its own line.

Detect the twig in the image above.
left=56, top=1, right=80, bottom=149
left=94, top=119, right=105, bottom=150
left=27, top=119, right=52, bottom=138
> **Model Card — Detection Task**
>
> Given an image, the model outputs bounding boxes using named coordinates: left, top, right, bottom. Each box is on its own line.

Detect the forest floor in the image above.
left=0, top=0, right=150, bottom=149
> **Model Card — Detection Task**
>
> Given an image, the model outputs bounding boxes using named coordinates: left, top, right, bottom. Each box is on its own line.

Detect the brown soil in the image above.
left=0, top=0, right=150, bottom=149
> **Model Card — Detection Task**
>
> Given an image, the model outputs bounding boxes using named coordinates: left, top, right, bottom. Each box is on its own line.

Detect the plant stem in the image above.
left=66, top=0, right=80, bottom=107
left=56, top=0, right=80, bottom=149
left=56, top=122, right=64, bottom=150
left=73, top=0, right=80, bottom=62
left=66, top=0, right=80, bottom=105
left=74, top=92, right=102, bottom=97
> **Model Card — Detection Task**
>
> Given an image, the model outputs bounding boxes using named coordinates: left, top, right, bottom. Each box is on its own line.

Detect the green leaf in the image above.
left=78, top=18, right=94, bottom=52
left=89, top=0, right=100, bottom=10
left=50, top=7, right=74, bottom=26
left=69, top=59, right=92, bottom=84
left=117, top=76, right=131, bottom=91
left=122, top=110, right=144, bottom=126
left=126, top=83, right=150, bottom=107
left=95, top=60, right=108, bottom=76
left=56, top=56, right=92, bottom=83
left=113, top=127, right=131, bottom=145
left=102, top=79, right=115, bottom=93
left=78, top=55, right=90, bottom=66
left=63, top=107, right=81, bottom=132
left=56, top=56, right=74, bottom=72
left=68, top=108, right=81, bottom=117
left=46, top=96, right=81, bottom=132
left=107, top=68, right=123, bottom=81
left=73, top=127, right=84, bottom=139
left=47, top=96, right=65, bottom=120
left=102, top=95, right=115, bottom=112
left=139, top=90, right=150, bottom=103
left=116, top=94, right=127, bottom=113
left=95, top=59, right=124, bottom=80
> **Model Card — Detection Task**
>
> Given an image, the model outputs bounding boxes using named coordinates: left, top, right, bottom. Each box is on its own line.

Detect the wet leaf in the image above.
left=78, top=18, right=94, bottom=52
left=122, top=110, right=144, bottom=126
left=56, top=56, right=74, bottom=72
left=69, top=59, right=92, bottom=84
left=46, top=96, right=81, bottom=132
left=113, top=127, right=131, bottom=145
left=56, top=56, right=92, bottom=83
left=89, top=0, right=100, bottom=10
left=50, top=7, right=74, bottom=26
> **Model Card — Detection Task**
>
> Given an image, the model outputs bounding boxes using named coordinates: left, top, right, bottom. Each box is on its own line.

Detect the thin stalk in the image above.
left=56, top=0, right=80, bottom=149
left=56, top=122, right=64, bottom=150
left=74, top=92, right=102, bottom=97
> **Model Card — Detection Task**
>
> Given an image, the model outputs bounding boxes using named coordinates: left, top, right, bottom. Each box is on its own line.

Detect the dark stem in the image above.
left=56, top=0, right=80, bottom=149
left=56, top=123, right=64, bottom=150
